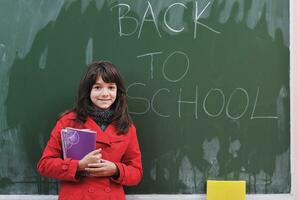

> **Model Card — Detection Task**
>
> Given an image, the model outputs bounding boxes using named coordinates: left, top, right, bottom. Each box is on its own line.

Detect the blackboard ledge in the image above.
left=0, top=194, right=294, bottom=200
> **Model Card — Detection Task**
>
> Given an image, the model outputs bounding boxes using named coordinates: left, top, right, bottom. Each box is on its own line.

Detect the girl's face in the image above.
left=90, top=76, right=117, bottom=110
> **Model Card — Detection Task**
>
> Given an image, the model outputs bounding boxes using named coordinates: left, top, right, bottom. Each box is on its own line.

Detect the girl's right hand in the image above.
left=77, top=149, right=102, bottom=171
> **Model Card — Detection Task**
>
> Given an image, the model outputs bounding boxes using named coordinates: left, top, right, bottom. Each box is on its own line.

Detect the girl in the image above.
left=37, top=61, right=143, bottom=200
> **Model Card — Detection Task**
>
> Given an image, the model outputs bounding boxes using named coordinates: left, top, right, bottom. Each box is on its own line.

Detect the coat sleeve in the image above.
left=37, top=119, right=79, bottom=182
left=111, top=125, right=143, bottom=186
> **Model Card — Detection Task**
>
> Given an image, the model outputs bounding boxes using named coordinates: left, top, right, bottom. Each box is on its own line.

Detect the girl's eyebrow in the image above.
left=93, top=82, right=116, bottom=85
left=105, top=82, right=117, bottom=85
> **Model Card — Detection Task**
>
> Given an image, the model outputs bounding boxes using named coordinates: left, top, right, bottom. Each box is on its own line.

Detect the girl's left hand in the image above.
left=85, top=159, right=119, bottom=177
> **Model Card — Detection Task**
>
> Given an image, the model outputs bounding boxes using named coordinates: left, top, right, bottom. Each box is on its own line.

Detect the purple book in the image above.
left=61, top=127, right=96, bottom=160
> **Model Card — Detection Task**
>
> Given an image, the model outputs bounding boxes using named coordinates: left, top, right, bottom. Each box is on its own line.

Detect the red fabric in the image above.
left=37, top=112, right=143, bottom=200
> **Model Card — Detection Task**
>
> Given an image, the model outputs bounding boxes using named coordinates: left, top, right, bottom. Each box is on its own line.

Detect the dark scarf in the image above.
left=89, top=108, right=114, bottom=131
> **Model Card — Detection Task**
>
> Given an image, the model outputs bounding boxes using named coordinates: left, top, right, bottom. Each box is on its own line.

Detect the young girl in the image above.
left=37, top=61, right=143, bottom=200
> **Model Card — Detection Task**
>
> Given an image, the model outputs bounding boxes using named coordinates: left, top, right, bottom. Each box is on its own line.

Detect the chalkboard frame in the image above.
left=0, top=0, right=295, bottom=198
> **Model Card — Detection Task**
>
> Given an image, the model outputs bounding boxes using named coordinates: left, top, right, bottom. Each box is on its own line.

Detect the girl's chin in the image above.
left=96, top=105, right=110, bottom=110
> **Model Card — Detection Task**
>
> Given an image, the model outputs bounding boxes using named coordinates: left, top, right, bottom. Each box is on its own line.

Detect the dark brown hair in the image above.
left=73, top=61, right=131, bottom=134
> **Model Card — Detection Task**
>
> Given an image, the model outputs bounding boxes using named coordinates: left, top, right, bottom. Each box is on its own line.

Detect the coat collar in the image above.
left=85, top=116, right=112, bottom=146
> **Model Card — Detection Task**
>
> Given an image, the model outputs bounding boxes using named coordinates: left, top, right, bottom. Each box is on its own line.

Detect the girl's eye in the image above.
left=93, top=86, right=101, bottom=90
left=109, top=86, right=116, bottom=90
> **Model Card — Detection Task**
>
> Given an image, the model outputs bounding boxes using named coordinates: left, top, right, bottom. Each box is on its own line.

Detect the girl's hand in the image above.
left=85, top=159, right=119, bottom=177
left=78, top=149, right=102, bottom=171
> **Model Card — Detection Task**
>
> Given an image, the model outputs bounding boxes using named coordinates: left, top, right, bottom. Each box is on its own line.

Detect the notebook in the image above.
left=61, top=127, right=96, bottom=160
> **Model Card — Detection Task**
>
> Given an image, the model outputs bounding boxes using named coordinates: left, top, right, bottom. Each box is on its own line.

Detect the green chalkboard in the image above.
left=0, top=0, right=290, bottom=194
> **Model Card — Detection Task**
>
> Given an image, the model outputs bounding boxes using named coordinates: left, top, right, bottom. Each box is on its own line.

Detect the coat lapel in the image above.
left=85, top=116, right=111, bottom=146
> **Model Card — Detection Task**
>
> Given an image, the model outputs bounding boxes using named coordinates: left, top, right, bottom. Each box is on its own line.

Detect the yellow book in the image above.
left=207, top=180, right=246, bottom=200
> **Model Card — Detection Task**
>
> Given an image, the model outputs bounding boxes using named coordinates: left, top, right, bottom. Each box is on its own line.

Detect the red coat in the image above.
left=37, top=112, right=143, bottom=200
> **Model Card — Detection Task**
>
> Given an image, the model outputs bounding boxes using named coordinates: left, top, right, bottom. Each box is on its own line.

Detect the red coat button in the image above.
left=62, top=165, right=68, bottom=170
left=105, top=187, right=111, bottom=193
left=88, top=187, right=95, bottom=193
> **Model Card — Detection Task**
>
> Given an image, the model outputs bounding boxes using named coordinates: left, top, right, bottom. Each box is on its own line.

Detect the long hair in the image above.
left=73, top=61, right=131, bottom=134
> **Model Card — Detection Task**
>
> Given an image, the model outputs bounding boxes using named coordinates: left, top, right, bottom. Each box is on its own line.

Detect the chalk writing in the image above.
left=110, top=1, right=220, bottom=38
left=203, top=88, right=225, bottom=117
left=137, top=51, right=163, bottom=80
left=194, top=1, right=220, bottom=38
left=163, top=51, right=190, bottom=82
left=226, top=88, right=249, bottom=120
left=151, top=88, right=171, bottom=118
left=110, top=4, right=139, bottom=37
left=164, top=3, right=187, bottom=33
left=127, top=85, right=278, bottom=120
left=138, top=1, right=162, bottom=39
left=251, top=87, right=278, bottom=119
left=137, top=51, right=190, bottom=82
left=178, top=86, right=199, bottom=119
left=131, top=49, right=278, bottom=120
left=126, top=82, right=150, bottom=115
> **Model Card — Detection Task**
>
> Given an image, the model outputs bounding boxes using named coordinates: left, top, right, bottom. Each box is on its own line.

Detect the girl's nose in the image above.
left=100, top=88, right=109, bottom=95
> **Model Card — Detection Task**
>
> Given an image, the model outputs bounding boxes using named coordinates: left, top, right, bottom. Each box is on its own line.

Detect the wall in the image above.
left=293, top=0, right=300, bottom=198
